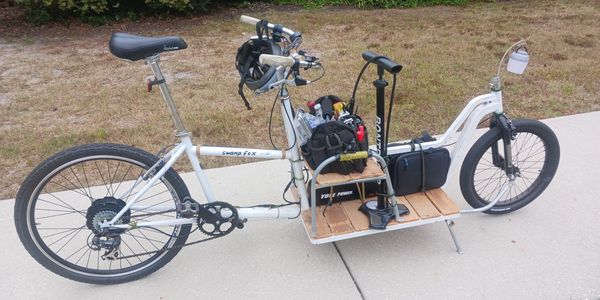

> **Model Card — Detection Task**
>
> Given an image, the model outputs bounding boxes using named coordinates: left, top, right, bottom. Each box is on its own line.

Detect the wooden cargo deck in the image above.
left=301, top=188, right=460, bottom=244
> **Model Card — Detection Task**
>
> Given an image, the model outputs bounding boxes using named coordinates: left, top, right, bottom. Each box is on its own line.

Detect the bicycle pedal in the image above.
left=236, top=218, right=247, bottom=229
left=177, top=198, right=200, bottom=218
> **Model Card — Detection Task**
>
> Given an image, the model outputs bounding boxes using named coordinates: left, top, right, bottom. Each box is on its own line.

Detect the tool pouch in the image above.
left=301, top=119, right=368, bottom=175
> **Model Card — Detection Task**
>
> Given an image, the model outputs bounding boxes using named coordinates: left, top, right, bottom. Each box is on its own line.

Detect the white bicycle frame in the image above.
left=101, top=54, right=505, bottom=231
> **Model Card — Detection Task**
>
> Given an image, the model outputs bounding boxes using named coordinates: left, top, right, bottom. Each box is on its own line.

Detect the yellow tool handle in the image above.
left=339, top=151, right=369, bottom=162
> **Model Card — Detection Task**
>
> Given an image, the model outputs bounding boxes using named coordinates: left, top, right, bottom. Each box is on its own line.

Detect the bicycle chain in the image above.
left=115, top=204, right=238, bottom=260
left=129, top=209, right=177, bottom=219
left=116, top=233, right=224, bottom=260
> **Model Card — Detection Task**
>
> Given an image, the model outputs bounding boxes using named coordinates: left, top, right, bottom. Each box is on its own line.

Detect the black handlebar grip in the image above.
left=362, top=51, right=403, bottom=74
left=290, top=32, right=302, bottom=44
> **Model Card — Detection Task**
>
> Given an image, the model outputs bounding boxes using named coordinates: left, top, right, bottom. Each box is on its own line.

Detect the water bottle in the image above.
left=314, top=103, right=323, bottom=119
left=305, top=113, right=325, bottom=129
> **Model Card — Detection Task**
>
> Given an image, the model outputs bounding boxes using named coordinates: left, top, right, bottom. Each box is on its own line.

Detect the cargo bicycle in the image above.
left=14, top=15, right=560, bottom=284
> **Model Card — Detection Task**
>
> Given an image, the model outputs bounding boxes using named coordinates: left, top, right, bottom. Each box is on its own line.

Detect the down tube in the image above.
left=447, top=102, right=502, bottom=177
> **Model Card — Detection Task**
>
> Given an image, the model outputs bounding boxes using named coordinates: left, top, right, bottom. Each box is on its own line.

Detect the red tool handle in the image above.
left=357, top=125, right=365, bottom=142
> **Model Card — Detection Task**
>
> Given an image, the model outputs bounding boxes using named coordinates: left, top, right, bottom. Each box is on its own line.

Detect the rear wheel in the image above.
left=460, top=119, right=560, bottom=214
left=14, top=143, right=192, bottom=284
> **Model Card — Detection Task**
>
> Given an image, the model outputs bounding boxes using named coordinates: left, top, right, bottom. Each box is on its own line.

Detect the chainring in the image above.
left=197, top=201, right=239, bottom=237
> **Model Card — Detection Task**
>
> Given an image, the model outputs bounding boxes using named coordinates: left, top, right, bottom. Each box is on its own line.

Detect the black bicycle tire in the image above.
left=14, top=143, right=192, bottom=284
left=459, top=119, right=560, bottom=214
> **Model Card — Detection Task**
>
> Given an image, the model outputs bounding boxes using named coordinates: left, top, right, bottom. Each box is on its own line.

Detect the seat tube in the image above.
left=148, top=56, right=188, bottom=135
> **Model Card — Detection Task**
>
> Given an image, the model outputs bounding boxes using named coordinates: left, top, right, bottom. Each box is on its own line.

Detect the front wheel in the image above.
left=14, top=143, right=192, bottom=284
left=460, top=119, right=560, bottom=214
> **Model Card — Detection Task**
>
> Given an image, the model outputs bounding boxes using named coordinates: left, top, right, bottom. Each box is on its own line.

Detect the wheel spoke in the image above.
left=112, top=165, right=133, bottom=198
left=76, top=248, right=91, bottom=265
left=128, top=231, right=163, bottom=248
left=42, top=226, right=85, bottom=239
left=37, top=198, right=83, bottom=212
left=39, top=193, right=86, bottom=218
left=69, top=167, right=93, bottom=200
left=136, top=189, right=171, bottom=203
left=65, top=243, right=90, bottom=261
left=94, top=161, right=111, bottom=197
left=48, top=179, right=91, bottom=200
left=125, top=233, right=149, bottom=253
left=120, top=239, right=143, bottom=263
left=467, top=124, right=554, bottom=208
left=24, top=150, right=188, bottom=279
left=81, top=163, right=94, bottom=202
left=54, top=227, right=84, bottom=254
left=85, top=246, right=93, bottom=268
left=37, top=210, right=87, bottom=220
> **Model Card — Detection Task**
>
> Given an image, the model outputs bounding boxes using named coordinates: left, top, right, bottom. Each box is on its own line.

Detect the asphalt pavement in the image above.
left=1, top=111, right=599, bottom=299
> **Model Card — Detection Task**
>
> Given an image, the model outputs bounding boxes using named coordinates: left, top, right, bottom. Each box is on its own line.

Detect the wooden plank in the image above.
left=426, top=189, right=460, bottom=216
left=302, top=209, right=332, bottom=239
left=340, top=200, right=370, bottom=231
left=348, top=158, right=384, bottom=180
left=405, top=192, right=441, bottom=219
left=341, top=196, right=422, bottom=229
left=392, top=196, right=420, bottom=223
left=322, top=204, right=354, bottom=235
left=313, top=172, right=351, bottom=185
left=302, top=189, right=456, bottom=240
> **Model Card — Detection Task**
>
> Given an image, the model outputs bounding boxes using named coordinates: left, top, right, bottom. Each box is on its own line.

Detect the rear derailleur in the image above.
left=90, top=234, right=122, bottom=260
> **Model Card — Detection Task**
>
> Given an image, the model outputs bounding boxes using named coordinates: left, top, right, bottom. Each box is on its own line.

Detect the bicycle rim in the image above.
left=26, top=155, right=183, bottom=277
left=472, top=131, right=548, bottom=206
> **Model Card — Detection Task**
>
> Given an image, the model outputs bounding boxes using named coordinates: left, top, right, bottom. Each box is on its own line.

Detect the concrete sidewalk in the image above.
left=1, top=111, right=599, bottom=299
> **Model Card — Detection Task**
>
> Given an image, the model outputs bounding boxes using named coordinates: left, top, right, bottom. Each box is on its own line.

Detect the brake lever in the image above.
left=298, top=50, right=318, bottom=63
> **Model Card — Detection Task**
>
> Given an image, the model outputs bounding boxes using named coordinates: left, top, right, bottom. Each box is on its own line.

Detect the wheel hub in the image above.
left=86, top=197, right=130, bottom=234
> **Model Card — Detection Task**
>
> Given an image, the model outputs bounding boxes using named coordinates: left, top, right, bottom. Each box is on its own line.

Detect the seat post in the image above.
left=147, top=55, right=189, bottom=136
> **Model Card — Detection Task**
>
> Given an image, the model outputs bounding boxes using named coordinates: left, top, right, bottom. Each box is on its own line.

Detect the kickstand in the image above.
left=445, top=220, right=464, bottom=255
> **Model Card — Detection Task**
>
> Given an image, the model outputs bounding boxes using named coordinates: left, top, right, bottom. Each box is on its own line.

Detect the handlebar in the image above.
left=240, top=15, right=299, bottom=39
left=241, top=15, right=320, bottom=92
left=259, top=54, right=295, bottom=67
left=259, top=53, right=319, bottom=70
left=362, top=51, right=403, bottom=74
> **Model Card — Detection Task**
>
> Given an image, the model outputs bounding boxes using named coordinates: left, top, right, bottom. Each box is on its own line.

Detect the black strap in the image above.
left=238, top=79, right=252, bottom=110
left=272, top=24, right=283, bottom=42
left=235, top=20, right=270, bottom=111
left=417, top=142, right=426, bottom=192
left=237, top=42, right=255, bottom=110
left=322, top=186, right=335, bottom=217
left=256, top=20, right=269, bottom=43
left=408, top=140, right=426, bottom=192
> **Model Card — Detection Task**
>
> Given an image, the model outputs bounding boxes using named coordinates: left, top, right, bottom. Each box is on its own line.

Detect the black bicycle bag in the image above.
left=301, top=119, right=368, bottom=175
left=388, top=147, right=450, bottom=195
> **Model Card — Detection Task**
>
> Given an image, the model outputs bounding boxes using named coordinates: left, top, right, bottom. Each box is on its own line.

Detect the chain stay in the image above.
left=116, top=234, right=223, bottom=260
left=111, top=202, right=239, bottom=260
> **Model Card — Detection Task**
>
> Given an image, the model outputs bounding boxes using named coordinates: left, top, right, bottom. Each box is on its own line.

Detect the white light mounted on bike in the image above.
left=507, top=47, right=529, bottom=75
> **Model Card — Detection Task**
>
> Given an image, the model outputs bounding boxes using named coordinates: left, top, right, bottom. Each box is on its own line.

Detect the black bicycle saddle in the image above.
left=109, top=32, right=187, bottom=61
